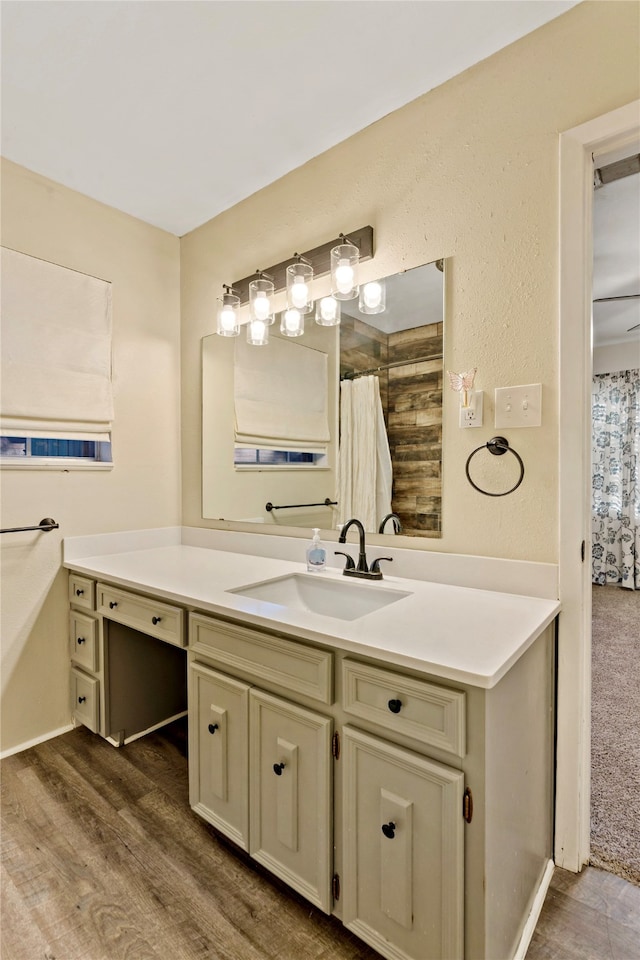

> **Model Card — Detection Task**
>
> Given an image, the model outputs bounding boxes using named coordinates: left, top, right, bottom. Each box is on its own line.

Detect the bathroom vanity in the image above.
left=64, top=530, right=559, bottom=960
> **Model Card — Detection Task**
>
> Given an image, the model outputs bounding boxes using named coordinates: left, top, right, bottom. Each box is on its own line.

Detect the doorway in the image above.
left=557, top=100, right=640, bottom=873
left=589, top=151, right=640, bottom=883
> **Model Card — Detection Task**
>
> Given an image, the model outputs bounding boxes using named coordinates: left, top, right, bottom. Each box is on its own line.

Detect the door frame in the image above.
left=556, top=99, right=640, bottom=871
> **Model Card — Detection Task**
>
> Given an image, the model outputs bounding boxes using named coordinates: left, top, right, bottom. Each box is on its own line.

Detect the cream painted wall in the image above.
left=180, top=1, right=640, bottom=563
left=0, top=160, right=181, bottom=754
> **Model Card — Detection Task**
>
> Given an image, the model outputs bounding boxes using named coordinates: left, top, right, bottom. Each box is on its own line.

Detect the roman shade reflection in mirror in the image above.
left=202, top=260, right=444, bottom=537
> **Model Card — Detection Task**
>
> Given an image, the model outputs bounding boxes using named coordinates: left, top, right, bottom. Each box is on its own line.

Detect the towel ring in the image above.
left=465, top=436, right=525, bottom=497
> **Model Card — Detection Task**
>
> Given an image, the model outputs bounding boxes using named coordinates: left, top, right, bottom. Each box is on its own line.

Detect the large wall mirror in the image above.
left=202, top=259, right=445, bottom=538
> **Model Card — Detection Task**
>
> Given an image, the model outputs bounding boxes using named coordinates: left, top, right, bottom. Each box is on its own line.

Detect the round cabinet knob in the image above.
left=387, top=698, right=402, bottom=714
left=381, top=821, right=396, bottom=839
left=151, top=616, right=162, bottom=625
left=78, top=696, right=86, bottom=704
left=273, top=762, right=286, bottom=776
left=75, top=588, right=84, bottom=596
left=208, top=723, right=219, bottom=735
left=109, top=601, right=118, bottom=609
left=77, top=637, right=86, bottom=645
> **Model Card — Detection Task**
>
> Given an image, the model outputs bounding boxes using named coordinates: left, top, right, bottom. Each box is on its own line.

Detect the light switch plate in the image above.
left=494, top=384, right=542, bottom=428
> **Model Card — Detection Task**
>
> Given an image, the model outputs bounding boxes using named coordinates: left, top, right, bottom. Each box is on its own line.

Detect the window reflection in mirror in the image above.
left=201, top=259, right=444, bottom=537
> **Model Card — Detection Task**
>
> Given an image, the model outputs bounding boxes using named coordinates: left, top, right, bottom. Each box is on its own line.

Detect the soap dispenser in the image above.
left=306, top=528, right=327, bottom=572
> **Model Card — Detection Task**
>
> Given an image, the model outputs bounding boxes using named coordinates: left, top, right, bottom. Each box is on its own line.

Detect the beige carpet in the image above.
left=590, top=584, right=640, bottom=886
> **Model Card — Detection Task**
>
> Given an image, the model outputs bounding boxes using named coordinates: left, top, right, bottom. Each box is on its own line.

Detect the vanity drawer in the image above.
left=69, top=574, right=95, bottom=611
left=342, top=658, right=466, bottom=758
left=71, top=667, right=99, bottom=733
left=190, top=614, right=333, bottom=705
left=69, top=612, right=99, bottom=673
left=97, top=583, right=185, bottom=648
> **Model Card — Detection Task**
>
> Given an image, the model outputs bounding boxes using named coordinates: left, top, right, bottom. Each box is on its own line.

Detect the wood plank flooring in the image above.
left=526, top=865, right=640, bottom=960
left=1, top=720, right=378, bottom=960
left=3, top=720, right=640, bottom=960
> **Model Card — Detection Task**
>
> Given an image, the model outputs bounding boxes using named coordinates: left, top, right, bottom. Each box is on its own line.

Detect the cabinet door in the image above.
left=71, top=667, right=99, bottom=733
left=249, top=689, right=332, bottom=913
left=189, top=662, right=250, bottom=851
left=69, top=611, right=99, bottom=673
left=342, top=726, right=464, bottom=960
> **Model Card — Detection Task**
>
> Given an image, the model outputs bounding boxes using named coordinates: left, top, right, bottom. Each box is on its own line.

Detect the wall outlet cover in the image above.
left=459, top=390, right=484, bottom=428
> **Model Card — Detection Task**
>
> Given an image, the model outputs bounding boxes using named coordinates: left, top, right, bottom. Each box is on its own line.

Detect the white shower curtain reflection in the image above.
left=338, top=376, right=393, bottom=533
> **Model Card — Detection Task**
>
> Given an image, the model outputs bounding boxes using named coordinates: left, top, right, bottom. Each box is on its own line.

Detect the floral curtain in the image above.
left=591, top=368, right=639, bottom=589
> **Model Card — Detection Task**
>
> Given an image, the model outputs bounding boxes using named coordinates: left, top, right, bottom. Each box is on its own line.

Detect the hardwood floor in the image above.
left=1, top=720, right=378, bottom=960
left=526, top=865, right=640, bottom=960
left=2, top=720, right=639, bottom=960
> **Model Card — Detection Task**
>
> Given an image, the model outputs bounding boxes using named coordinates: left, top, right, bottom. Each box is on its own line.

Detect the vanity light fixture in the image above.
left=286, top=255, right=314, bottom=314
left=216, top=285, right=240, bottom=337
left=280, top=307, right=304, bottom=337
left=359, top=278, right=386, bottom=315
left=315, top=295, right=341, bottom=326
left=330, top=234, right=360, bottom=301
left=224, top=226, right=374, bottom=343
left=249, top=272, right=275, bottom=326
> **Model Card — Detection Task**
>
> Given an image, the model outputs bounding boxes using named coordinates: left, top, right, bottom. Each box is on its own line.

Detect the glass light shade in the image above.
left=359, top=279, right=386, bottom=315
left=280, top=308, right=304, bottom=337
left=286, top=262, right=314, bottom=313
left=315, top=295, right=341, bottom=326
left=330, top=242, right=359, bottom=300
left=246, top=317, right=269, bottom=345
left=249, top=277, right=275, bottom=325
left=216, top=292, right=240, bottom=336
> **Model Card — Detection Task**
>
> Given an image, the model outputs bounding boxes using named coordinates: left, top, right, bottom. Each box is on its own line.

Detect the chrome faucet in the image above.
left=378, top=512, right=402, bottom=535
left=336, top=518, right=393, bottom=581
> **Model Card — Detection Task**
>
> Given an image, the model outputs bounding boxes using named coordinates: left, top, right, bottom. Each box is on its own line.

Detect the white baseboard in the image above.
left=513, top=859, right=555, bottom=959
left=0, top=723, right=74, bottom=760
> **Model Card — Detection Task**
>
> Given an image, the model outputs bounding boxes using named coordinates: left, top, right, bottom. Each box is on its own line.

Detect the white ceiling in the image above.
left=1, top=0, right=579, bottom=236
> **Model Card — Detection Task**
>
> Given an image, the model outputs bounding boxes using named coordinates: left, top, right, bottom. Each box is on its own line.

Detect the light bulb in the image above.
left=320, top=298, right=337, bottom=322
left=217, top=289, right=240, bottom=336
left=220, top=306, right=236, bottom=331
left=335, top=259, right=354, bottom=295
left=316, top=296, right=341, bottom=326
left=331, top=241, right=359, bottom=300
left=285, top=309, right=300, bottom=332
left=363, top=281, right=382, bottom=310
left=286, top=261, right=313, bottom=313
left=291, top=276, right=308, bottom=309
left=253, top=292, right=270, bottom=321
left=281, top=308, right=304, bottom=337
left=247, top=318, right=268, bottom=345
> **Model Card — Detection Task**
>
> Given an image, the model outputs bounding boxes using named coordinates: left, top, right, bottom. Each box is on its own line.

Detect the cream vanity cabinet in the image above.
left=341, top=659, right=466, bottom=960
left=69, top=574, right=101, bottom=733
left=189, top=614, right=334, bottom=913
left=68, top=574, right=188, bottom=746
left=188, top=612, right=473, bottom=960
left=67, top=567, right=554, bottom=960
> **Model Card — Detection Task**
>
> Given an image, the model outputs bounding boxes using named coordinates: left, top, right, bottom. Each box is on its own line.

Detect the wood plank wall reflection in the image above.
left=340, top=316, right=443, bottom=537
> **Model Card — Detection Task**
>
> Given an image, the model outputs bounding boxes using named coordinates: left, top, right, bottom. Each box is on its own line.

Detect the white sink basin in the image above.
left=228, top=573, right=411, bottom=621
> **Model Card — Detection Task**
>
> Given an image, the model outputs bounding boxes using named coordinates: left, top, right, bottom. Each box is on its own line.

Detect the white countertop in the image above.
left=64, top=542, right=559, bottom=689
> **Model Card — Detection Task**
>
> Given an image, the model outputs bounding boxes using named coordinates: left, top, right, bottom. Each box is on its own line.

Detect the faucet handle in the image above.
left=370, top=557, right=393, bottom=575
left=334, top=550, right=355, bottom=571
